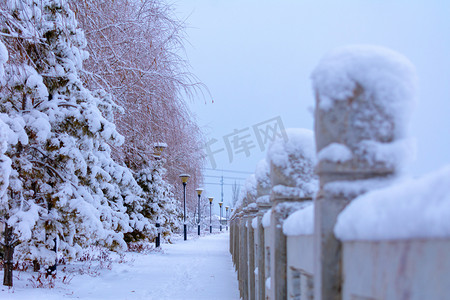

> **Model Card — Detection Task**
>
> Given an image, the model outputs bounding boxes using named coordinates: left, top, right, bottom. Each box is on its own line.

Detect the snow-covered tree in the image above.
left=0, top=0, right=149, bottom=271
left=0, top=39, right=30, bottom=286
left=72, top=0, right=206, bottom=202
left=129, top=156, right=183, bottom=242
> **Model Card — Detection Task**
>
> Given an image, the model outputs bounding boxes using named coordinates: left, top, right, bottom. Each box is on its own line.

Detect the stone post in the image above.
left=235, top=213, right=240, bottom=289
left=254, top=159, right=272, bottom=300
left=230, top=215, right=235, bottom=260
left=239, top=208, right=249, bottom=300
left=235, top=174, right=257, bottom=300
left=267, top=128, right=317, bottom=300
left=234, top=213, right=240, bottom=271
left=311, top=45, right=417, bottom=300
left=256, top=197, right=271, bottom=300
left=235, top=211, right=242, bottom=293
left=247, top=204, right=258, bottom=300
left=230, top=217, right=233, bottom=252
left=263, top=210, right=273, bottom=299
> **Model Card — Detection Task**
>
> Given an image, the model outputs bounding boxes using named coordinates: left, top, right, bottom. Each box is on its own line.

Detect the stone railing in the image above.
left=229, top=45, right=450, bottom=300
left=231, top=128, right=317, bottom=300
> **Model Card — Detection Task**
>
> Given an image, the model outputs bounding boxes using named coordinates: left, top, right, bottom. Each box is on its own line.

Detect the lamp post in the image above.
left=154, top=143, right=166, bottom=247
left=208, top=197, right=214, bottom=233
left=179, top=174, right=190, bottom=241
left=225, top=206, right=229, bottom=231
left=219, top=202, right=223, bottom=231
left=155, top=216, right=161, bottom=248
left=196, top=188, right=203, bottom=236
left=153, top=142, right=167, bottom=160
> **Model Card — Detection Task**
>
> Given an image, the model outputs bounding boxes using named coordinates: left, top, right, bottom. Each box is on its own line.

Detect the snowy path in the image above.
left=1, top=232, right=239, bottom=300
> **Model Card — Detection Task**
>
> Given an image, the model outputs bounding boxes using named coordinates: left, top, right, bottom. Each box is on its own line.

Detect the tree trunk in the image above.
left=46, top=237, right=57, bottom=275
left=33, top=260, right=40, bottom=272
left=3, top=224, right=15, bottom=287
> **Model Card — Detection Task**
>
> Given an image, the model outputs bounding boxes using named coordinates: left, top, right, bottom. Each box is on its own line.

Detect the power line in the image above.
left=204, top=182, right=238, bottom=186
left=221, top=175, right=223, bottom=205
left=204, top=175, right=246, bottom=180
left=204, top=168, right=252, bottom=175
left=202, top=169, right=250, bottom=206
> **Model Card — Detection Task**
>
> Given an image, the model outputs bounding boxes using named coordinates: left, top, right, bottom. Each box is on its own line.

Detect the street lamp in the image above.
left=179, top=174, right=190, bottom=241
left=208, top=197, right=214, bottom=233
left=196, top=188, right=203, bottom=236
left=154, top=143, right=166, bottom=247
left=219, top=202, right=223, bottom=231
left=153, top=142, right=167, bottom=159
left=225, top=206, right=229, bottom=231
left=155, top=216, right=161, bottom=248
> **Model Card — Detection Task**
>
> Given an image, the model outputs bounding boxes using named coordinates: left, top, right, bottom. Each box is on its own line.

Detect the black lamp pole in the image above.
left=183, top=182, right=187, bottom=240
left=225, top=206, right=229, bottom=231
left=196, top=188, right=203, bottom=236
left=179, top=174, right=190, bottom=241
left=156, top=216, right=160, bottom=248
left=154, top=143, right=166, bottom=247
left=219, top=202, right=223, bottom=231
left=209, top=197, right=213, bottom=233
left=198, top=194, right=201, bottom=235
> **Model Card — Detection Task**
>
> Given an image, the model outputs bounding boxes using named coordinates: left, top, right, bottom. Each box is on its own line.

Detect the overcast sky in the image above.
left=175, top=0, right=450, bottom=209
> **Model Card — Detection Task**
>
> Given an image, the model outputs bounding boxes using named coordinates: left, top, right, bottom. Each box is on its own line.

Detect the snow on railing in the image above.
left=229, top=45, right=450, bottom=300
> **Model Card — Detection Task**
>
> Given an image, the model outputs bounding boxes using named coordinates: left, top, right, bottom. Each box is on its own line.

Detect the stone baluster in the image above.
left=235, top=209, right=246, bottom=299
left=239, top=206, right=249, bottom=300
left=234, top=211, right=241, bottom=272
left=230, top=213, right=237, bottom=266
left=229, top=215, right=233, bottom=255
left=253, top=159, right=272, bottom=300
left=311, top=45, right=417, bottom=300
left=238, top=175, right=257, bottom=300
left=268, top=128, right=317, bottom=300
left=247, top=204, right=258, bottom=300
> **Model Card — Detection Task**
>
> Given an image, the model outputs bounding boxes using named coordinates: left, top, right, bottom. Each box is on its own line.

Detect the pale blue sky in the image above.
left=175, top=0, right=450, bottom=209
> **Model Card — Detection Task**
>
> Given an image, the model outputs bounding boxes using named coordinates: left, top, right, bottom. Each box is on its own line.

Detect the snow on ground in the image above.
left=0, top=232, right=239, bottom=300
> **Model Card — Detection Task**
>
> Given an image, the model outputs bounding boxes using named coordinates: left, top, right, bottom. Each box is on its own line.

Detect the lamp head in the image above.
left=153, top=142, right=167, bottom=158
left=219, top=202, right=223, bottom=207
left=179, top=174, right=190, bottom=183
left=208, top=197, right=214, bottom=203
left=196, top=188, right=204, bottom=196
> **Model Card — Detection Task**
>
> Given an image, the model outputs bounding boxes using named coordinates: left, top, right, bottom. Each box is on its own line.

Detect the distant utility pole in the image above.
left=202, top=169, right=251, bottom=220
left=221, top=174, right=224, bottom=207
left=231, top=181, right=241, bottom=207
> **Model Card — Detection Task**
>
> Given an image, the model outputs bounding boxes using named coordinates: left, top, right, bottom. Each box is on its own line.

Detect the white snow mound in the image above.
left=311, top=44, right=417, bottom=138
left=335, top=165, right=450, bottom=241
left=283, top=201, right=314, bottom=236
